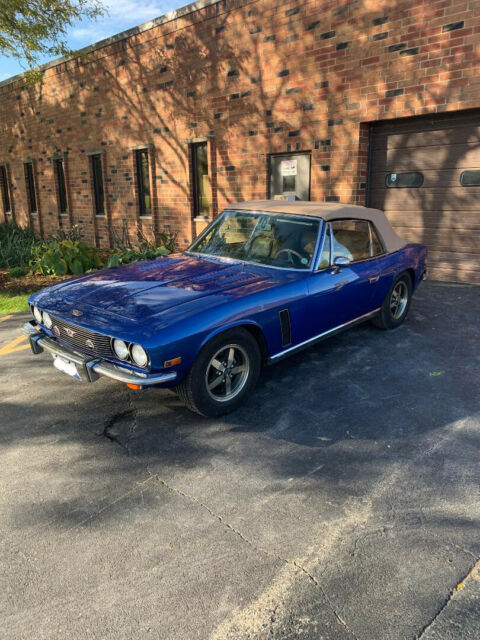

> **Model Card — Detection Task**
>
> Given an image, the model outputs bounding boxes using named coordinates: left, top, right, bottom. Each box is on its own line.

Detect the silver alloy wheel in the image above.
left=390, top=281, right=408, bottom=320
left=205, top=343, right=250, bottom=403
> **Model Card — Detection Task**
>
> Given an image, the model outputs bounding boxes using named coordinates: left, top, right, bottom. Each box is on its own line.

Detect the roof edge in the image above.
left=0, top=0, right=220, bottom=90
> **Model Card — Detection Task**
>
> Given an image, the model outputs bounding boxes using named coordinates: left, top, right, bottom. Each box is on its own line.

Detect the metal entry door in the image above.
left=269, top=153, right=311, bottom=200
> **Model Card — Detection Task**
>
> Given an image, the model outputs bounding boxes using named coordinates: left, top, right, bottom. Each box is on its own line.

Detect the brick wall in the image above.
left=0, top=0, right=479, bottom=249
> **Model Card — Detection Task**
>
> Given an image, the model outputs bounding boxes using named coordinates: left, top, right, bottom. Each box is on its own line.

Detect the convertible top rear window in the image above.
left=188, top=209, right=320, bottom=269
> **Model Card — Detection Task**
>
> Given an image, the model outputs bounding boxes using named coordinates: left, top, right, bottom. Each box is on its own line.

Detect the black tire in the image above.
left=372, top=273, right=412, bottom=330
left=175, top=328, right=261, bottom=417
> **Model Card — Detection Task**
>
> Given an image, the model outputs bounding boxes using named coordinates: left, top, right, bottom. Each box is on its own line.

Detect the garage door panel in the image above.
left=370, top=187, right=480, bottom=210
left=428, top=253, right=480, bottom=281
left=384, top=211, right=480, bottom=231
left=372, top=111, right=480, bottom=136
left=370, top=168, right=480, bottom=189
left=371, top=143, right=480, bottom=172
left=372, top=125, right=480, bottom=151
left=368, top=110, right=480, bottom=283
left=429, top=265, right=480, bottom=284
left=389, top=227, right=480, bottom=254
left=427, top=249, right=480, bottom=264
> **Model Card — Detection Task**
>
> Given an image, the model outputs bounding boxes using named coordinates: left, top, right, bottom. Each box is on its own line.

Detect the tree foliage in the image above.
left=0, top=0, right=105, bottom=81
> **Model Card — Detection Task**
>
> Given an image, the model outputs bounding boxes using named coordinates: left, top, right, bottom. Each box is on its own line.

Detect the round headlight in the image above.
left=113, top=339, right=129, bottom=361
left=33, top=306, right=43, bottom=324
left=131, top=344, right=148, bottom=367
left=43, top=311, right=53, bottom=329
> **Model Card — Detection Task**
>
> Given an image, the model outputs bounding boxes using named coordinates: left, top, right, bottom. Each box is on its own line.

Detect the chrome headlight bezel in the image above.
left=33, top=305, right=43, bottom=324
left=130, top=343, right=149, bottom=368
left=42, top=311, right=53, bottom=329
left=112, top=338, right=129, bottom=361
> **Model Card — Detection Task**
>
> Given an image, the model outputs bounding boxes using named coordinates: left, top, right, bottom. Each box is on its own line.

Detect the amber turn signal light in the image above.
left=126, top=383, right=142, bottom=390
left=164, top=356, right=182, bottom=368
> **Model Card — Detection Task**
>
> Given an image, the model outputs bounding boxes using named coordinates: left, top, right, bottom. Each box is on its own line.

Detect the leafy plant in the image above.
left=106, top=246, right=169, bottom=269
left=30, top=240, right=101, bottom=276
left=8, top=266, right=27, bottom=278
left=52, top=224, right=84, bottom=242
left=106, top=220, right=175, bottom=268
left=0, top=221, right=37, bottom=268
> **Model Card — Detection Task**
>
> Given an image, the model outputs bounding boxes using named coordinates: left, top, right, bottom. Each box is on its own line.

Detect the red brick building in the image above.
left=1, top=0, right=479, bottom=282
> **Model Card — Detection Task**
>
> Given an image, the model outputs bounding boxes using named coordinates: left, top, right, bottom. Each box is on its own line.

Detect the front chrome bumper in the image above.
left=23, top=322, right=177, bottom=387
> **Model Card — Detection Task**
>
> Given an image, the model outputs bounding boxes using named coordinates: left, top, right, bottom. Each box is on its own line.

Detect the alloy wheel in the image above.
left=205, top=344, right=250, bottom=402
left=390, top=281, right=408, bottom=320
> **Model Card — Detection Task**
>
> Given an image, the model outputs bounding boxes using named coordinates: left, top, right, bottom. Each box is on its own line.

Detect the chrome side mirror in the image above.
left=331, top=256, right=351, bottom=273
left=333, top=256, right=351, bottom=266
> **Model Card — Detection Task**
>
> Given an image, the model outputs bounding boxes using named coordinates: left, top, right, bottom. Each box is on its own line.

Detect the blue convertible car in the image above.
left=25, top=201, right=427, bottom=416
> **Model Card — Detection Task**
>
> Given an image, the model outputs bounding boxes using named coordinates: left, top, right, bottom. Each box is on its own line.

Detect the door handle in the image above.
left=369, top=276, right=379, bottom=283
left=335, top=279, right=349, bottom=290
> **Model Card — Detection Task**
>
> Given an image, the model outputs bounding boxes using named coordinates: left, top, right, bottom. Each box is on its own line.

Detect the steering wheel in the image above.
left=274, top=248, right=305, bottom=266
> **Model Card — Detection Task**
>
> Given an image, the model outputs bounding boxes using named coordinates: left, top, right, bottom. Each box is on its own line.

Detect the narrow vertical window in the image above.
left=0, top=165, right=11, bottom=215
left=54, top=158, right=68, bottom=215
left=135, top=149, right=151, bottom=216
left=91, top=154, right=105, bottom=216
left=191, top=142, right=210, bottom=217
left=24, top=162, right=37, bottom=214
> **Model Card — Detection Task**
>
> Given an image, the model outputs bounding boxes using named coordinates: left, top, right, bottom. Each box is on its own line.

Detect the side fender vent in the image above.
left=279, top=309, right=292, bottom=347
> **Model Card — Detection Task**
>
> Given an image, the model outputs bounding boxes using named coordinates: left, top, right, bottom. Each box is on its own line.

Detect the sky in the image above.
left=0, top=0, right=186, bottom=82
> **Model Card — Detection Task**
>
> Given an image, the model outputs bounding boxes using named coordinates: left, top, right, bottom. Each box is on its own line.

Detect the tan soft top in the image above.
left=228, top=200, right=406, bottom=253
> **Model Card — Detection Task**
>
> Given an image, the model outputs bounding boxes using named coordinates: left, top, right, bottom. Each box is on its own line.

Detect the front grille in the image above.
left=51, top=316, right=113, bottom=358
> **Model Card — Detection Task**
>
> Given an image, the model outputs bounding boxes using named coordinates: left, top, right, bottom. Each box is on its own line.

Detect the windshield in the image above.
left=188, top=210, right=320, bottom=270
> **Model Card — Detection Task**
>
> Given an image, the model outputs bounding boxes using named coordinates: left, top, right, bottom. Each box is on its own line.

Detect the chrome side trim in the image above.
left=23, top=322, right=177, bottom=386
left=269, top=308, right=381, bottom=361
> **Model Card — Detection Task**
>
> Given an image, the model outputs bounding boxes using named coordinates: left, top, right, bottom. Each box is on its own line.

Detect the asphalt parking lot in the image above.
left=1, top=281, right=479, bottom=640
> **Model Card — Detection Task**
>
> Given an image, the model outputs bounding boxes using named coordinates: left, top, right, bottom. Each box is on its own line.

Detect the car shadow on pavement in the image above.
left=2, top=282, right=479, bottom=510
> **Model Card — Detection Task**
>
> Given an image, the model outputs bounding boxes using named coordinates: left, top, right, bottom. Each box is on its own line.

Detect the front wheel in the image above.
left=372, top=273, right=412, bottom=330
left=175, top=328, right=261, bottom=416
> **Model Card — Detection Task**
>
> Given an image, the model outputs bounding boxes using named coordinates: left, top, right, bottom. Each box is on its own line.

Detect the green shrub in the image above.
left=8, top=266, right=27, bottom=278
left=106, top=246, right=169, bottom=268
left=30, top=240, right=101, bottom=276
left=0, top=221, right=37, bottom=268
left=107, top=221, right=174, bottom=268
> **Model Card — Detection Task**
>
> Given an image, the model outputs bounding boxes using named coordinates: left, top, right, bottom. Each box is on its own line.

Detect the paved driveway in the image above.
left=1, top=281, right=479, bottom=640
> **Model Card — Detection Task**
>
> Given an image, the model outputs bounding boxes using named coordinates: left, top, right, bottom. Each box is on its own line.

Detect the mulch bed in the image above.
left=0, top=270, right=71, bottom=294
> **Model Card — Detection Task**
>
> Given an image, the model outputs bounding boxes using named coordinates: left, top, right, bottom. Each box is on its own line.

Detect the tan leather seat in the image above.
left=249, top=231, right=278, bottom=259
left=334, top=230, right=370, bottom=260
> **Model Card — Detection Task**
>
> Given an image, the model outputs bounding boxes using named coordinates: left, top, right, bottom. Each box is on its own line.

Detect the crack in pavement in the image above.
left=416, top=556, right=480, bottom=639
left=145, top=465, right=359, bottom=640
left=100, top=408, right=136, bottom=450
left=95, top=400, right=476, bottom=640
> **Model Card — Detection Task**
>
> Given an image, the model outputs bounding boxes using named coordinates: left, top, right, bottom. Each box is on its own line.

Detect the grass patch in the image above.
left=0, top=291, right=34, bottom=315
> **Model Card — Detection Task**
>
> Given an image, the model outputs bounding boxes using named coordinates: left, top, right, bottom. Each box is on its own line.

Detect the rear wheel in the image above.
left=176, top=328, right=261, bottom=416
left=372, top=273, right=412, bottom=330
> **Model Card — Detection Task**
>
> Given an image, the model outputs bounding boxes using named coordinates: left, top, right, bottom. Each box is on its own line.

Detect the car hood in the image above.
left=32, top=254, right=280, bottom=323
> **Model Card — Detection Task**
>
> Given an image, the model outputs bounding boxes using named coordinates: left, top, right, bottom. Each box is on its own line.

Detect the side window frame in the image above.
left=135, top=148, right=152, bottom=218
left=368, top=221, right=386, bottom=257
left=24, top=161, right=38, bottom=215
left=315, top=222, right=332, bottom=270
left=0, top=163, right=12, bottom=217
left=90, top=153, right=105, bottom=216
left=54, top=157, right=68, bottom=216
left=316, top=218, right=386, bottom=270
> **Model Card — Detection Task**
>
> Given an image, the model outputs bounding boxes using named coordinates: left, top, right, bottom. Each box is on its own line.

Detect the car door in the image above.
left=305, top=219, right=382, bottom=337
